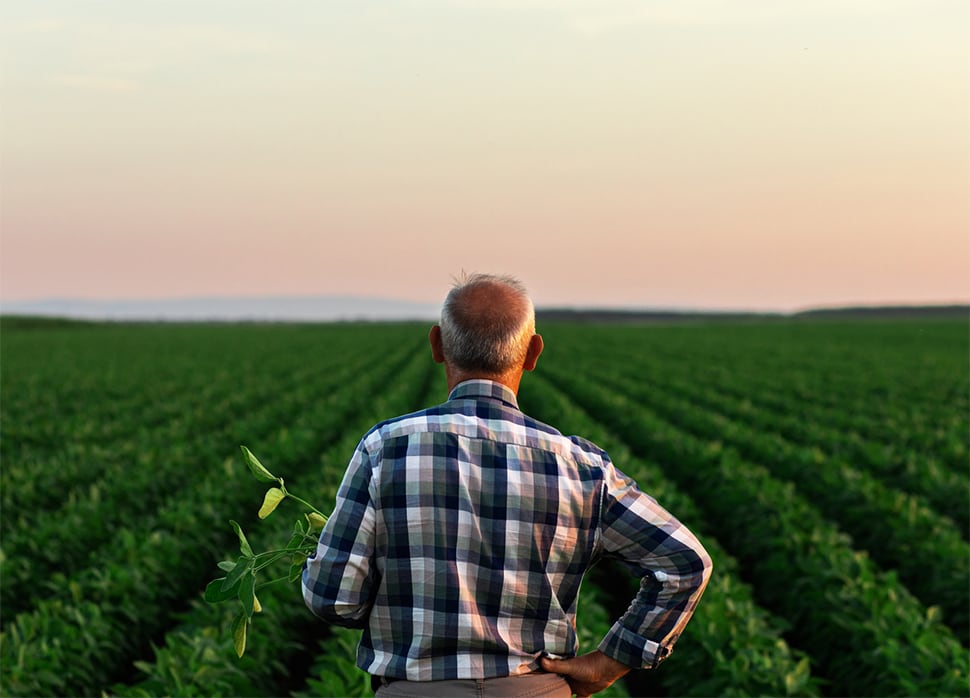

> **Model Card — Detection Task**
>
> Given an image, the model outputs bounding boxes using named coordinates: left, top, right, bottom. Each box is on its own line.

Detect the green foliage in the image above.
left=0, top=323, right=425, bottom=696
left=2, top=318, right=967, bottom=697
left=538, top=359, right=968, bottom=697
left=109, top=342, right=438, bottom=698
left=294, top=628, right=374, bottom=698
left=585, top=362, right=970, bottom=644
left=203, top=448, right=328, bottom=658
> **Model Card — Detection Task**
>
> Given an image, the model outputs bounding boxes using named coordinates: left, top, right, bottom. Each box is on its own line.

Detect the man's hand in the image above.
left=539, top=650, right=632, bottom=698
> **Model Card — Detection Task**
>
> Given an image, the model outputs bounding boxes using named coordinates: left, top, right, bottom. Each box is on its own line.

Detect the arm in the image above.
left=594, top=464, right=713, bottom=670
left=301, top=438, right=379, bottom=628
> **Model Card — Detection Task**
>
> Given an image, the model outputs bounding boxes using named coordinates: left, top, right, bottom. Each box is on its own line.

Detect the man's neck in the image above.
left=445, top=367, right=523, bottom=395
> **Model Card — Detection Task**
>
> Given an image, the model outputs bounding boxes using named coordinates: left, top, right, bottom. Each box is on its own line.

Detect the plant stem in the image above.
left=283, top=491, right=328, bottom=518
left=255, top=575, right=292, bottom=590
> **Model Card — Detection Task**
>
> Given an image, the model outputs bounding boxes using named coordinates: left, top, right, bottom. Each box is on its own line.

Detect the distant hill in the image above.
left=1, top=296, right=966, bottom=325
left=537, top=305, right=969, bottom=323
left=536, top=308, right=777, bottom=323
left=792, top=305, right=968, bottom=319
left=0, top=295, right=441, bottom=323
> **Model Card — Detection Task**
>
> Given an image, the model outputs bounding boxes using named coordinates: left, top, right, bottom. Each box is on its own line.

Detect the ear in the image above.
left=523, top=334, right=543, bottom=372
left=429, top=325, right=446, bottom=364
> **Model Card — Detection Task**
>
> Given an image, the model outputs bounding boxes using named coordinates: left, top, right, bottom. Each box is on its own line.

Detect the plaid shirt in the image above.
left=302, top=380, right=712, bottom=681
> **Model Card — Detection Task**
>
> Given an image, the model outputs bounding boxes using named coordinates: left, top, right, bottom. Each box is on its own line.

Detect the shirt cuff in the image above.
left=598, top=621, right=672, bottom=669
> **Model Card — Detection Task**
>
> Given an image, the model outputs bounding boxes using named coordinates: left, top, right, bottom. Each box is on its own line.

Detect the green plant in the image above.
left=203, top=446, right=329, bottom=658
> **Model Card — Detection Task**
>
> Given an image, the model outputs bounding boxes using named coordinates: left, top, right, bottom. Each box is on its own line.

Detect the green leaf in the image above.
left=240, top=445, right=278, bottom=483
left=258, top=487, right=285, bottom=519
left=204, top=577, right=241, bottom=604
left=288, top=559, right=304, bottom=583
left=284, top=530, right=304, bottom=551
left=217, top=560, right=237, bottom=573
left=221, top=556, right=253, bottom=592
left=231, top=613, right=248, bottom=658
left=239, top=569, right=257, bottom=619
left=229, top=520, right=254, bottom=558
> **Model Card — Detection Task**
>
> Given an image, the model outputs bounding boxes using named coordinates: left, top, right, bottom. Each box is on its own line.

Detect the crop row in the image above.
left=633, top=363, right=968, bottom=537
left=539, top=361, right=968, bottom=697
left=2, top=318, right=964, bottom=697
left=1, top=325, right=380, bottom=518
left=577, top=361, right=970, bottom=645
left=106, top=345, right=439, bottom=698
left=0, top=356, right=337, bottom=618
left=0, top=324, right=307, bottom=455
left=1, top=361, right=312, bottom=524
left=0, top=337, right=425, bottom=697
left=557, top=327, right=969, bottom=537
left=552, top=322, right=968, bottom=473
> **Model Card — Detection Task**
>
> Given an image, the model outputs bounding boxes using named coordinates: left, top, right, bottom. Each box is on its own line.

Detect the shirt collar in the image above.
left=448, top=379, right=520, bottom=409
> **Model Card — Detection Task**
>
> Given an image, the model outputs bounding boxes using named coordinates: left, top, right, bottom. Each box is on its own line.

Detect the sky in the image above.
left=2, top=0, right=968, bottom=313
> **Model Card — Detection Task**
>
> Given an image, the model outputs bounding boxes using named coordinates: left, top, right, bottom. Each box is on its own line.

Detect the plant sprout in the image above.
left=204, top=446, right=328, bottom=657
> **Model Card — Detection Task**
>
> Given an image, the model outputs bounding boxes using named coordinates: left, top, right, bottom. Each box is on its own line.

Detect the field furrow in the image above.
left=0, top=337, right=426, bottom=697
left=108, top=344, right=440, bottom=698
left=579, top=362, right=970, bottom=644
left=2, top=317, right=965, bottom=698
left=541, top=362, right=968, bottom=697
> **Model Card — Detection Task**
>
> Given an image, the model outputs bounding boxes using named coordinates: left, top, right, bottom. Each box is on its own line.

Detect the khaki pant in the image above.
left=374, top=672, right=571, bottom=697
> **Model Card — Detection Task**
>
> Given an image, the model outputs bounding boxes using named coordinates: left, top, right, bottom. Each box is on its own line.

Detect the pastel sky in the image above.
left=2, top=0, right=968, bottom=311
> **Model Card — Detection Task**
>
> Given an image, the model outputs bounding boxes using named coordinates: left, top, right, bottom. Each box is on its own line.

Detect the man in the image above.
left=303, top=273, right=713, bottom=697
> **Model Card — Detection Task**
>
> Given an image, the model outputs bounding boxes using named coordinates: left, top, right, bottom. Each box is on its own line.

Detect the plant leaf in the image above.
left=240, top=445, right=278, bottom=483
left=258, top=487, right=285, bottom=519
left=204, top=577, right=241, bottom=604
left=221, top=556, right=253, bottom=592
left=288, top=559, right=304, bottom=583
left=284, top=530, right=304, bottom=551
left=217, top=560, right=237, bottom=573
left=229, top=520, right=254, bottom=558
left=231, top=613, right=248, bottom=658
left=239, top=569, right=257, bottom=619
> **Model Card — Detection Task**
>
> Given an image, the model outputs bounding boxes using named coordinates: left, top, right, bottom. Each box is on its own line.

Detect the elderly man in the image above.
left=302, top=273, right=712, bottom=697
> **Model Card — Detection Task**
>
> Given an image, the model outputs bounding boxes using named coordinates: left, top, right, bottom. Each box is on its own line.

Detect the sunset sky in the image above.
left=2, top=1, right=968, bottom=312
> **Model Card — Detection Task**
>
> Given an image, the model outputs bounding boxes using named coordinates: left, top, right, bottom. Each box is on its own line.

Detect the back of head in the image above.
left=439, top=273, right=536, bottom=375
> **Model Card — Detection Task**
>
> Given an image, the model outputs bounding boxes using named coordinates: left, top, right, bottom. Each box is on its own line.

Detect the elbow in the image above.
left=302, top=576, right=370, bottom=628
left=303, top=590, right=369, bottom=628
left=667, top=540, right=713, bottom=595
left=691, top=543, right=714, bottom=595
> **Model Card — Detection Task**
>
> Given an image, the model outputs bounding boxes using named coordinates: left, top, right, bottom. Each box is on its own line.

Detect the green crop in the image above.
left=204, top=446, right=328, bottom=658
left=2, top=317, right=966, bottom=697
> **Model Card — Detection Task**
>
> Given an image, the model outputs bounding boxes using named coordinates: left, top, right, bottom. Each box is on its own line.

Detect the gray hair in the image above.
left=439, top=273, right=536, bottom=374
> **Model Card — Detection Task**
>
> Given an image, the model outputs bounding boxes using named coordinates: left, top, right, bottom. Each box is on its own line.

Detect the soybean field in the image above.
left=1, top=315, right=968, bottom=697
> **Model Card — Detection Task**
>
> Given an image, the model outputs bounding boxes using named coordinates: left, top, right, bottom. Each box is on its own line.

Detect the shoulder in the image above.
left=355, top=403, right=448, bottom=449
left=517, top=412, right=613, bottom=468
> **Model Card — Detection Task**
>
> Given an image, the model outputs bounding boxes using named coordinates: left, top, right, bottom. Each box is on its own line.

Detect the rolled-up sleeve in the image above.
left=596, top=464, right=713, bottom=668
left=302, top=437, right=380, bottom=628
